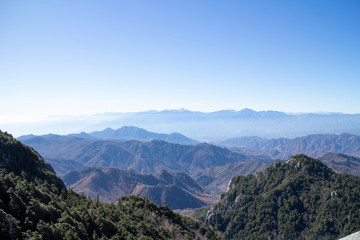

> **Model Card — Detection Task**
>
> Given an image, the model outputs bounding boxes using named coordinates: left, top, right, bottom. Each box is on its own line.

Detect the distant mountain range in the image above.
left=20, top=133, right=270, bottom=176
left=4, top=128, right=360, bottom=239
left=0, top=130, right=219, bottom=239
left=19, top=126, right=198, bottom=145
left=220, top=133, right=360, bottom=159
left=8, top=109, right=360, bottom=141
left=63, top=168, right=216, bottom=210
left=19, top=129, right=360, bottom=180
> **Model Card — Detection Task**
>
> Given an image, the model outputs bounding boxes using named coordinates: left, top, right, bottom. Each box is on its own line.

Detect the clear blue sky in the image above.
left=1, top=0, right=359, bottom=123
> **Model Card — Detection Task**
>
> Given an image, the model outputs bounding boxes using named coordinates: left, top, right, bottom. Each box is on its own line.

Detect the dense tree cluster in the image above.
left=204, top=154, right=360, bottom=240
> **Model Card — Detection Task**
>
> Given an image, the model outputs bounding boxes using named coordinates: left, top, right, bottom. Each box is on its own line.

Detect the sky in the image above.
left=1, top=0, right=360, bottom=124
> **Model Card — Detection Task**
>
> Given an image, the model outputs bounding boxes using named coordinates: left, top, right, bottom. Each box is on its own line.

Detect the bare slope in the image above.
left=195, top=161, right=271, bottom=194
left=63, top=167, right=217, bottom=209
left=319, top=153, right=360, bottom=177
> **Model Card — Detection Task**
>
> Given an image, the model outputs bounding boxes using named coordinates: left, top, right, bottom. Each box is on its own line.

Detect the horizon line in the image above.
left=1, top=108, right=358, bottom=124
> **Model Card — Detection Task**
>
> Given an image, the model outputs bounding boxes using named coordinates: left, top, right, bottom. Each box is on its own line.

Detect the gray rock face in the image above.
left=338, top=231, right=360, bottom=240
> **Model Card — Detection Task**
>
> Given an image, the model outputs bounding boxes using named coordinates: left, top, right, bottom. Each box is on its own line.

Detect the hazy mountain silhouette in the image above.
left=221, top=133, right=360, bottom=159
left=21, top=135, right=269, bottom=176
left=19, top=126, right=198, bottom=145
left=9, top=109, right=360, bottom=141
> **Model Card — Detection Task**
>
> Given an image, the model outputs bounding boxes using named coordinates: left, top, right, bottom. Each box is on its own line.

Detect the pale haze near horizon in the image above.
left=1, top=0, right=359, bottom=124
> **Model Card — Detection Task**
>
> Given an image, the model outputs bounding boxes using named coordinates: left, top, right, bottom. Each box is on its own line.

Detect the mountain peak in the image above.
left=284, top=154, right=334, bottom=178
left=241, top=108, right=256, bottom=113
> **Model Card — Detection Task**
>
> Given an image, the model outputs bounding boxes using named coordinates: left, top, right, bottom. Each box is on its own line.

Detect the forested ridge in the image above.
left=204, top=154, right=360, bottom=240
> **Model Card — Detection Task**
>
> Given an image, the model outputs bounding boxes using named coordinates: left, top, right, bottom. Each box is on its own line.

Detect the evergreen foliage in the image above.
left=0, top=131, right=220, bottom=239
left=0, top=131, right=65, bottom=191
left=205, top=154, right=360, bottom=240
